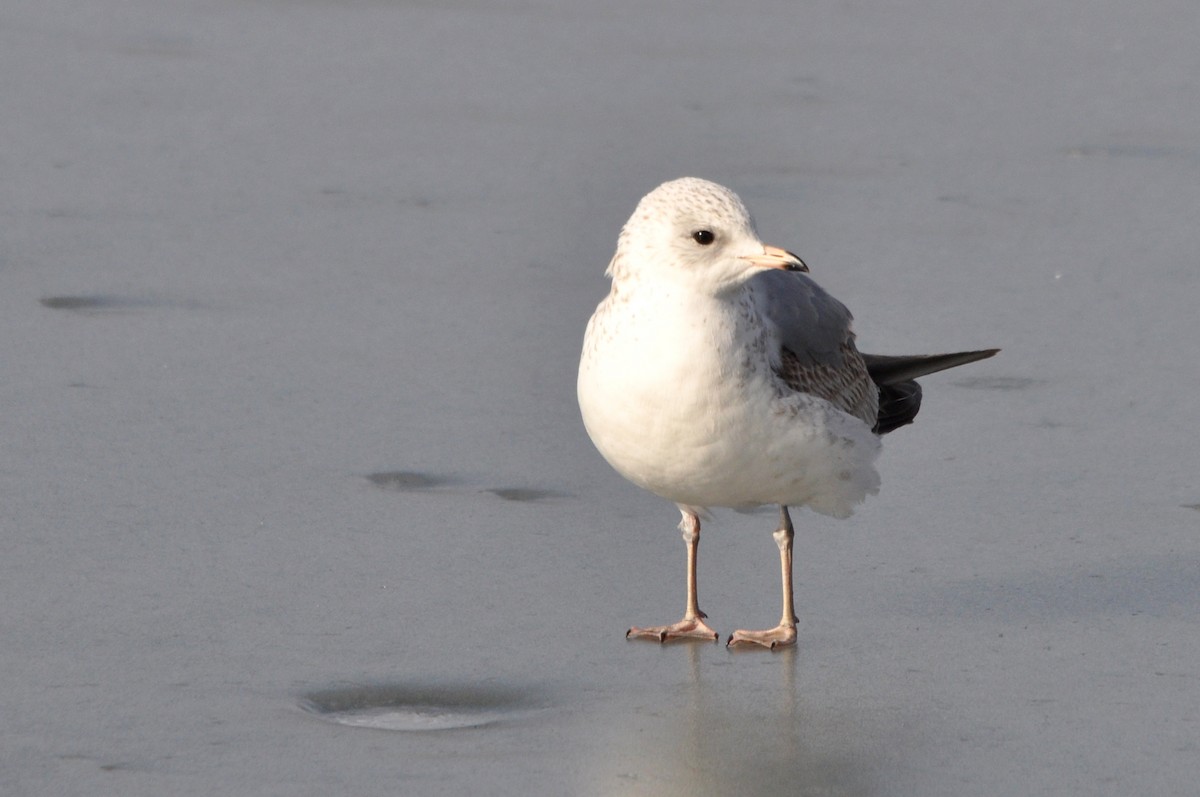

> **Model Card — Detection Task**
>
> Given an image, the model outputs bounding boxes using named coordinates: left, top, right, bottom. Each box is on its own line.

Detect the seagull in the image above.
left=577, top=177, right=997, bottom=649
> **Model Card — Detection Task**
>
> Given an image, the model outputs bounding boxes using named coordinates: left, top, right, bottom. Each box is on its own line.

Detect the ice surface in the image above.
left=2, top=0, right=1199, bottom=794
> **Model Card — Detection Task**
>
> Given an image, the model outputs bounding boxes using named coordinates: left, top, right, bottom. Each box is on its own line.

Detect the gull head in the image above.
left=608, top=177, right=807, bottom=293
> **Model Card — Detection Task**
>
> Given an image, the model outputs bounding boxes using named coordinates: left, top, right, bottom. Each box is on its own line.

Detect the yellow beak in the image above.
left=738, top=245, right=809, bottom=272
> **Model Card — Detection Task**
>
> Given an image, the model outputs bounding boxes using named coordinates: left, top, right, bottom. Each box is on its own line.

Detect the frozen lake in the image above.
left=3, top=1, right=1198, bottom=794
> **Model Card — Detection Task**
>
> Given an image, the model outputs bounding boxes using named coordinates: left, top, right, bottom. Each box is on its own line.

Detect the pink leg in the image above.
left=727, top=506, right=798, bottom=650
left=627, top=510, right=719, bottom=643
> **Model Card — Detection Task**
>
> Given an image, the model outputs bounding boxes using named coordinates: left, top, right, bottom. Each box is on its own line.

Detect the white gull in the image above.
left=578, top=177, right=997, bottom=649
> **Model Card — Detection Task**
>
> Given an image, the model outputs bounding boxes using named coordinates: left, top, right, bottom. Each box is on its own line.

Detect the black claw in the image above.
left=658, top=630, right=668, bottom=643
left=625, top=629, right=633, bottom=639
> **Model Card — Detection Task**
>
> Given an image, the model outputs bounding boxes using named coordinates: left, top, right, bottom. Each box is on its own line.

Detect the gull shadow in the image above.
left=298, top=681, right=551, bottom=732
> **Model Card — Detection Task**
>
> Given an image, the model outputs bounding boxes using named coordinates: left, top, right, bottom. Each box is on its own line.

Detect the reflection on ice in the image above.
left=580, top=646, right=881, bottom=796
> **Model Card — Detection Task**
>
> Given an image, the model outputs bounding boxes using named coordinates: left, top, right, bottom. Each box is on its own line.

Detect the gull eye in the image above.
left=691, top=229, right=715, bottom=246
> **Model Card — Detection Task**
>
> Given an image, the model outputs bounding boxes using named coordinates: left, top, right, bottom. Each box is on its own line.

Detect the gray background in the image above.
left=3, top=0, right=1198, bottom=794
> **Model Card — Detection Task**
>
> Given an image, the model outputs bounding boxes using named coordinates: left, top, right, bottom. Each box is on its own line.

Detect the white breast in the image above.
left=578, top=281, right=882, bottom=518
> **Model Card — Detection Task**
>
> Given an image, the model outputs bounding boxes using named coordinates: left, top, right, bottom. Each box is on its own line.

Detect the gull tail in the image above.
left=863, top=348, right=999, bottom=435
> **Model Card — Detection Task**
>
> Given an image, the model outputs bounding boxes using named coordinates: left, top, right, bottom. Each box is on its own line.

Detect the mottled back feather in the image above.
left=778, top=344, right=877, bottom=428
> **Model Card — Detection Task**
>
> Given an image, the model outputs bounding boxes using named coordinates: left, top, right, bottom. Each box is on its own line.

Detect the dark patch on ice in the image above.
left=366, top=471, right=449, bottom=491
left=40, top=295, right=196, bottom=314
left=484, top=487, right=564, bottom=502
left=318, top=187, right=435, bottom=209
left=897, top=556, right=1200, bottom=620
left=1064, top=144, right=1198, bottom=161
left=41, top=295, right=142, bottom=312
left=1182, top=503, right=1200, bottom=512
left=115, top=34, right=197, bottom=59
left=99, top=762, right=138, bottom=772
left=56, top=753, right=140, bottom=773
left=299, top=682, right=549, bottom=732
left=936, top=194, right=1029, bottom=214
left=951, top=376, right=1040, bottom=391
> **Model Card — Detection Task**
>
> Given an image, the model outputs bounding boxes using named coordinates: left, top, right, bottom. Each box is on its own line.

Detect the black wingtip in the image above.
left=863, top=348, right=1000, bottom=386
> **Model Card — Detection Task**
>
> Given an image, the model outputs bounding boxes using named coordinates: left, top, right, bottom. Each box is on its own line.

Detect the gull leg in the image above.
left=727, top=506, right=798, bottom=650
left=627, top=510, right=719, bottom=643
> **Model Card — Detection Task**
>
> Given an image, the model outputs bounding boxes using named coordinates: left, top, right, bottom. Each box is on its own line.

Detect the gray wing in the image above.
left=752, top=269, right=855, bottom=369
left=752, top=271, right=1000, bottom=434
left=750, top=269, right=877, bottom=426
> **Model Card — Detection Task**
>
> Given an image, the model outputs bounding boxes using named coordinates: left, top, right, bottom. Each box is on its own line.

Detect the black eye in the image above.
left=691, top=229, right=715, bottom=245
